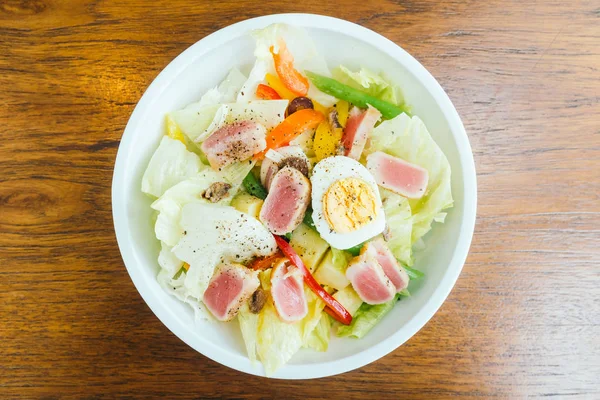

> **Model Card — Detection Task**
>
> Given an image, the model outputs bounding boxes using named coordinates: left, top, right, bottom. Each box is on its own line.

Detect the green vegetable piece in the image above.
left=403, top=265, right=425, bottom=280
left=346, top=243, right=364, bottom=256
left=306, top=72, right=405, bottom=119
left=336, top=294, right=401, bottom=339
left=303, top=208, right=316, bottom=230
left=242, top=172, right=267, bottom=200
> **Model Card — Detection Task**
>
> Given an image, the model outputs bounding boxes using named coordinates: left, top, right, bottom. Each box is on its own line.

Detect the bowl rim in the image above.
left=112, top=13, right=477, bottom=379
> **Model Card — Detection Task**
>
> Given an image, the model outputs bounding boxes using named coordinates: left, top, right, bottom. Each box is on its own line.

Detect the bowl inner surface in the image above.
left=113, top=14, right=476, bottom=379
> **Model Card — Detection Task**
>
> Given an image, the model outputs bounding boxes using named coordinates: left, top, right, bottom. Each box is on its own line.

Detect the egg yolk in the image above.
left=323, top=177, right=379, bottom=233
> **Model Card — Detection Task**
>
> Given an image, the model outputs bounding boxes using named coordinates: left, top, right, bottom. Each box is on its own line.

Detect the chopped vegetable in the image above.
left=403, top=264, right=425, bottom=279
left=332, top=285, right=363, bottom=316
left=255, top=108, right=325, bottom=159
left=270, top=39, right=309, bottom=96
left=333, top=66, right=405, bottom=107
left=335, top=100, right=350, bottom=127
left=306, top=72, right=405, bottom=119
left=274, top=235, right=352, bottom=325
left=314, top=120, right=343, bottom=161
left=242, top=172, right=268, bottom=200
left=265, top=73, right=296, bottom=100
left=249, top=251, right=284, bottom=271
left=256, top=83, right=282, bottom=100
left=346, top=243, right=364, bottom=256
left=302, top=208, right=316, bottom=230
left=165, top=115, right=186, bottom=143
left=231, top=192, right=264, bottom=219
left=314, top=248, right=352, bottom=291
left=289, top=223, right=329, bottom=272
left=337, top=294, right=400, bottom=338
left=303, top=313, right=331, bottom=352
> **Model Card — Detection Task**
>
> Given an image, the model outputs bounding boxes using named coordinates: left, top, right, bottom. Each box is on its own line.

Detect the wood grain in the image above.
left=1, top=0, right=599, bottom=398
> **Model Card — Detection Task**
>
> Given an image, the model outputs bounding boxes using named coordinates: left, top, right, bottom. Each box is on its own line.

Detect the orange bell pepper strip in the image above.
left=255, top=108, right=324, bottom=159
left=248, top=251, right=284, bottom=271
left=256, top=84, right=281, bottom=100
left=270, top=39, right=309, bottom=97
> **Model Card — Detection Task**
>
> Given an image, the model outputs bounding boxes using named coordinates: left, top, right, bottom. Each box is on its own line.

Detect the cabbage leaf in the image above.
left=141, top=136, right=203, bottom=198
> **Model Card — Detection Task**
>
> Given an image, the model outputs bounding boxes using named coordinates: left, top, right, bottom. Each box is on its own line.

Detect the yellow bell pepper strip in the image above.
left=265, top=73, right=296, bottom=100
left=256, top=83, right=281, bottom=100
left=165, top=115, right=186, bottom=143
left=270, top=39, right=309, bottom=96
left=312, top=101, right=329, bottom=116
left=335, top=100, right=350, bottom=127
left=306, top=72, right=405, bottom=119
left=314, top=120, right=343, bottom=162
left=255, top=108, right=324, bottom=159
left=274, top=235, right=352, bottom=325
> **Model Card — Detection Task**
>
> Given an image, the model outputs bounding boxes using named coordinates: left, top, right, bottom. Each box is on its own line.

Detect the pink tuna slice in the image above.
left=271, top=259, right=308, bottom=322
left=346, top=250, right=396, bottom=305
left=202, top=263, right=260, bottom=321
left=259, top=167, right=311, bottom=235
left=341, top=105, right=381, bottom=160
left=364, top=238, right=409, bottom=292
left=366, top=151, right=429, bottom=199
left=201, top=121, right=267, bottom=170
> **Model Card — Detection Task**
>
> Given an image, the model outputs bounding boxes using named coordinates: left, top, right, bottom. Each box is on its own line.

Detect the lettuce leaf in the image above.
left=239, top=24, right=336, bottom=106
left=380, top=188, right=414, bottom=266
left=367, top=113, right=453, bottom=244
left=237, top=303, right=259, bottom=363
left=255, top=289, right=325, bottom=376
left=141, top=136, right=203, bottom=198
left=303, top=313, right=331, bottom=352
left=168, top=68, right=247, bottom=143
left=151, top=169, right=236, bottom=246
left=156, top=268, right=211, bottom=322
left=332, top=66, right=405, bottom=107
left=336, top=294, right=400, bottom=339
left=158, top=241, right=184, bottom=275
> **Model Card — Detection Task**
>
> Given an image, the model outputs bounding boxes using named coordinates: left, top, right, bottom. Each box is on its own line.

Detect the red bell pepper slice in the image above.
left=274, top=235, right=352, bottom=325
left=256, top=84, right=282, bottom=100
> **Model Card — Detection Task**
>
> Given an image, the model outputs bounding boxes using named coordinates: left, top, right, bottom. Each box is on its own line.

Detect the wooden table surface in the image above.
left=1, top=0, right=599, bottom=398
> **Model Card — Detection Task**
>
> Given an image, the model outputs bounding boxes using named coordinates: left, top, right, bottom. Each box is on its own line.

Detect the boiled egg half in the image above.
left=310, top=156, right=385, bottom=249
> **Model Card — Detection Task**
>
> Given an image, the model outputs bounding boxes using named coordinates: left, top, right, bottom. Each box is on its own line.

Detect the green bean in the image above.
left=306, top=72, right=405, bottom=119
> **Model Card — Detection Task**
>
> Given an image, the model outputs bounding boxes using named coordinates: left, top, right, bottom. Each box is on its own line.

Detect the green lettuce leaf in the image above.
left=380, top=188, right=414, bottom=266
left=332, top=66, right=405, bottom=107
left=367, top=113, right=453, bottom=244
left=141, top=136, right=203, bottom=198
left=336, top=294, right=400, bottom=339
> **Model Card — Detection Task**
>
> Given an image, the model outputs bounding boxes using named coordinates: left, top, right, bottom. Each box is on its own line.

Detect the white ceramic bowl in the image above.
left=112, top=13, right=477, bottom=379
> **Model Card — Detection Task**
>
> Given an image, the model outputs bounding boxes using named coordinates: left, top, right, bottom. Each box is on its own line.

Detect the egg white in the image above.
left=310, top=156, right=385, bottom=249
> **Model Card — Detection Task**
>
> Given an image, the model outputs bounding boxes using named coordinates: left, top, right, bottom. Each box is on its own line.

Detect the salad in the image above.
left=141, top=24, right=452, bottom=375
